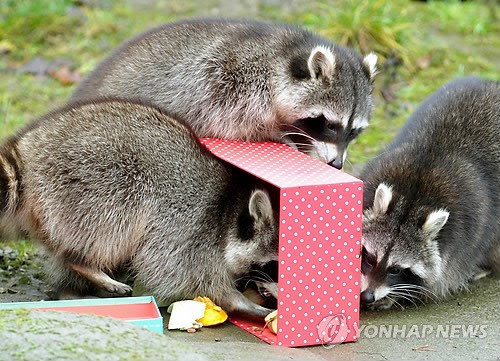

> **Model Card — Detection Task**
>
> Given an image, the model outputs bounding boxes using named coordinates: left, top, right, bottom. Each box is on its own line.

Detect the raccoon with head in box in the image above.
left=70, top=18, right=378, bottom=169
left=359, top=77, right=500, bottom=310
left=0, top=98, right=279, bottom=319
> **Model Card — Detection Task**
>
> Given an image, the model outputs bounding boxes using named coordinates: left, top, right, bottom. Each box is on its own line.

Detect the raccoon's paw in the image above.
left=224, top=290, right=274, bottom=321
left=102, top=279, right=133, bottom=296
left=472, top=270, right=491, bottom=281
left=69, top=263, right=133, bottom=296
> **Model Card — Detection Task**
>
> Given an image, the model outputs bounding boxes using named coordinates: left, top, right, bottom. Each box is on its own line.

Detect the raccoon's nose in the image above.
left=329, top=158, right=343, bottom=170
left=360, top=289, right=375, bottom=304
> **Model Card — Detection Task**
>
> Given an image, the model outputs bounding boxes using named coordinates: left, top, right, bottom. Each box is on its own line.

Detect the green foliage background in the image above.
left=1, top=0, right=498, bottom=166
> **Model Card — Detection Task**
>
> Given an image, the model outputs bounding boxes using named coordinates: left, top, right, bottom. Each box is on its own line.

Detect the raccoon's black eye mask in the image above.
left=292, top=114, right=328, bottom=134
left=289, top=115, right=339, bottom=142
left=387, top=265, right=404, bottom=276
left=290, top=115, right=364, bottom=143
left=386, top=267, right=424, bottom=287
left=361, top=246, right=377, bottom=274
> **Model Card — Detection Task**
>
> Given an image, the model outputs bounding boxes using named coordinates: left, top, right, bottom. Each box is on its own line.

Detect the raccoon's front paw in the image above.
left=103, top=280, right=133, bottom=295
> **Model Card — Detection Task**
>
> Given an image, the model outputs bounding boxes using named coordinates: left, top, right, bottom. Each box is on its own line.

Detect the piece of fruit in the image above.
left=167, top=300, right=206, bottom=330
left=194, top=296, right=228, bottom=326
left=265, top=310, right=278, bottom=334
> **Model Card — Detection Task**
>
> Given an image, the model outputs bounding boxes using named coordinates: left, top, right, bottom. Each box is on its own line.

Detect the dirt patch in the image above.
left=0, top=243, right=49, bottom=303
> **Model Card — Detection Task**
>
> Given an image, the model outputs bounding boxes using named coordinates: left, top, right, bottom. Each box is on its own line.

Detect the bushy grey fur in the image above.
left=71, top=18, right=378, bottom=168
left=0, top=99, right=278, bottom=319
left=359, top=77, right=500, bottom=310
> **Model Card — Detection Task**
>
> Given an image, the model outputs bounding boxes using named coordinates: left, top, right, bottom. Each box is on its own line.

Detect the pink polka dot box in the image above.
left=201, top=138, right=362, bottom=348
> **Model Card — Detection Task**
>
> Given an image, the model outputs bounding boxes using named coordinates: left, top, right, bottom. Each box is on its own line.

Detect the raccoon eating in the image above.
left=70, top=18, right=378, bottom=169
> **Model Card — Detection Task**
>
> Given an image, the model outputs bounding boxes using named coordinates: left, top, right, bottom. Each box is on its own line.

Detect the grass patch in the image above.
left=295, top=0, right=416, bottom=69
left=0, top=240, right=38, bottom=272
left=0, top=0, right=82, bottom=62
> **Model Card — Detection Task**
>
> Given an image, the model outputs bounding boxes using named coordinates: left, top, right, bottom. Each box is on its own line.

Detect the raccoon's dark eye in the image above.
left=326, top=121, right=342, bottom=132
left=312, top=114, right=329, bottom=129
left=387, top=266, right=403, bottom=276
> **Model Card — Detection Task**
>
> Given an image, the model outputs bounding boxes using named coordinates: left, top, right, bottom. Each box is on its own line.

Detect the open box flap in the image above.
left=200, top=138, right=360, bottom=188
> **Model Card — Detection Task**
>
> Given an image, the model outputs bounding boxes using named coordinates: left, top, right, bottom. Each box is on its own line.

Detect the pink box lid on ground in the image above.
left=201, top=139, right=363, bottom=348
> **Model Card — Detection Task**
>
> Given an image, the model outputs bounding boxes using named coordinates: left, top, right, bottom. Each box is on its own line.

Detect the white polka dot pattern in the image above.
left=201, top=138, right=363, bottom=348
left=200, top=138, right=360, bottom=187
left=275, top=185, right=362, bottom=347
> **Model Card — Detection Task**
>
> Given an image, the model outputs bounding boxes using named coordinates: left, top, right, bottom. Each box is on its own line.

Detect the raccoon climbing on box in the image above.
left=359, top=77, right=500, bottom=310
left=70, top=18, right=378, bottom=169
left=0, top=98, right=279, bottom=319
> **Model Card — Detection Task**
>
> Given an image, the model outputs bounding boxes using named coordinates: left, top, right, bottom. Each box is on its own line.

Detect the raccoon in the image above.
left=0, top=98, right=279, bottom=319
left=359, top=77, right=500, bottom=310
left=70, top=18, right=378, bottom=169
left=238, top=261, right=279, bottom=310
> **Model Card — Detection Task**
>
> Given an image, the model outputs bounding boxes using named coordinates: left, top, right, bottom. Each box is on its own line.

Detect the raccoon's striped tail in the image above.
left=0, top=144, right=22, bottom=217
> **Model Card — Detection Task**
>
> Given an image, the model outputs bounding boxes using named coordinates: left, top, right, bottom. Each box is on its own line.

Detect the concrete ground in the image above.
left=0, top=275, right=498, bottom=360
left=163, top=275, right=500, bottom=361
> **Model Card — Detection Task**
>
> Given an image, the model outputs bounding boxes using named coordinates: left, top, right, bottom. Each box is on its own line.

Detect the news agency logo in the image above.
left=358, top=324, right=488, bottom=340
left=317, top=314, right=488, bottom=349
left=317, top=314, right=350, bottom=347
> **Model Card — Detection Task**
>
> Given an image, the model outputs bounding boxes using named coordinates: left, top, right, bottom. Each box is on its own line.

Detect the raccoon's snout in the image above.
left=328, top=157, right=343, bottom=170
left=360, top=289, right=375, bottom=304
left=282, top=116, right=356, bottom=169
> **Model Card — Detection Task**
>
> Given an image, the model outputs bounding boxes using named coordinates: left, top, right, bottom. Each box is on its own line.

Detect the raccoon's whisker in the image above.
left=250, top=275, right=274, bottom=284
left=282, top=124, right=309, bottom=135
left=389, top=284, right=440, bottom=307
left=395, top=289, right=430, bottom=302
left=353, top=150, right=391, bottom=162
left=235, top=277, right=263, bottom=291
left=234, top=272, right=274, bottom=290
left=405, top=288, right=437, bottom=302
left=384, top=295, right=405, bottom=310
left=388, top=290, right=419, bottom=308
left=280, top=130, right=316, bottom=143
left=389, top=288, right=418, bottom=301
left=389, top=287, right=427, bottom=301
left=234, top=275, right=253, bottom=283
left=284, top=126, right=315, bottom=140
left=233, top=275, right=253, bottom=288
left=343, top=159, right=356, bottom=174
left=281, top=141, right=315, bottom=148
left=283, top=142, right=315, bottom=152
left=243, top=279, right=253, bottom=290
left=391, top=284, right=439, bottom=301
left=250, top=270, right=274, bottom=283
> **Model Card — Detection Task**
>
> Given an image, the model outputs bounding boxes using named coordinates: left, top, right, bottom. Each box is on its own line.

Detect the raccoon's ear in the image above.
left=362, top=52, right=378, bottom=80
left=422, top=209, right=449, bottom=241
left=238, top=190, right=273, bottom=240
left=372, top=183, right=393, bottom=216
left=248, top=189, right=274, bottom=224
left=308, top=45, right=335, bottom=82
